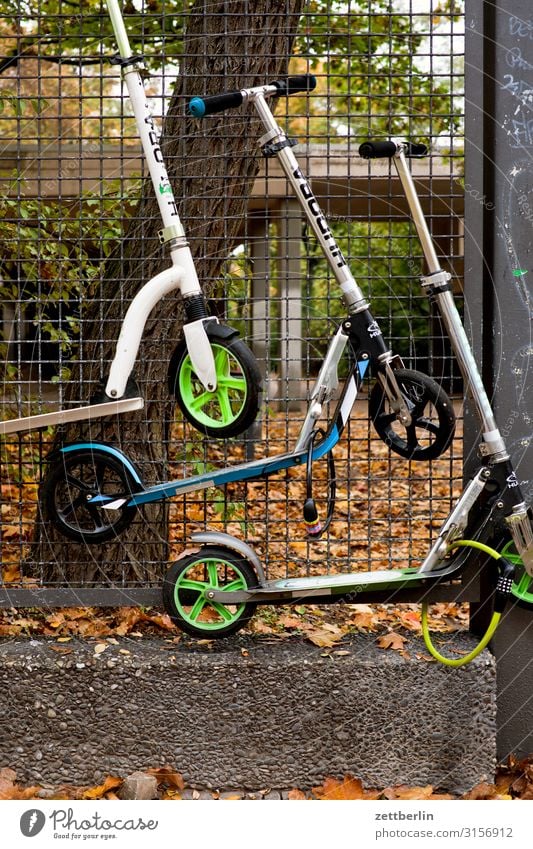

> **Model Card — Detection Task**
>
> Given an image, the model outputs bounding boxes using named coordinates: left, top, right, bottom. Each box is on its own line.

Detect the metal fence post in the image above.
left=465, top=0, right=533, bottom=759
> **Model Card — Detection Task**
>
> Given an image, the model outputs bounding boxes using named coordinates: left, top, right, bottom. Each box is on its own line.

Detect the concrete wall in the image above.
left=0, top=634, right=495, bottom=793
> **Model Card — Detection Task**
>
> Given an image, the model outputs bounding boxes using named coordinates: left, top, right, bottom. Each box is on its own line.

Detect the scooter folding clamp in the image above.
left=420, top=269, right=452, bottom=295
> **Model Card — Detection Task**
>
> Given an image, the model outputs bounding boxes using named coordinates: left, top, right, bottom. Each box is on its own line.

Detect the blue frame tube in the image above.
left=71, top=363, right=365, bottom=510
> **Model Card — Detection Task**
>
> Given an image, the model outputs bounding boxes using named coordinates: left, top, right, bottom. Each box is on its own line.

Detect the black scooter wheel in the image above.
left=41, top=449, right=139, bottom=543
left=369, top=368, right=456, bottom=461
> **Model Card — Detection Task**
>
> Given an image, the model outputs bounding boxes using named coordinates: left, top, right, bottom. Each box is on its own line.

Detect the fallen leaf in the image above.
left=278, top=614, right=304, bottom=630
left=147, top=766, right=185, bottom=790
left=82, top=775, right=123, bottom=800
left=462, top=782, right=503, bottom=800
left=0, top=768, right=40, bottom=800
left=288, top=788, right=307, bottom=800
left=376, top=632, right=408, bottom=651
left=307, top=629, right=343, bottom=648
left=312, top=775, right=379, bottom=800
left=45, top=613, right=65, bottom=629
left=384, top=784, right=435, bottom=800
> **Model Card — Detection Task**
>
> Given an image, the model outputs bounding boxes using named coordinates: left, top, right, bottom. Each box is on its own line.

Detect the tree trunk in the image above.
left=32, top=0, right=303, bottom=582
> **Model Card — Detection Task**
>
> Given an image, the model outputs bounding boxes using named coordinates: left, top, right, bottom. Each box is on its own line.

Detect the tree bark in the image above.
left=33, top=0, right=303, bottom=582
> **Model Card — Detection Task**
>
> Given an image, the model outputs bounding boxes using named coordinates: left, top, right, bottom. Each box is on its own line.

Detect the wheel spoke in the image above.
left=215, top=387, right=234, bottom=421
left=405, top=423, right=421, bottom=451
left=377, top=411, right=398, bottom=427
left=58, top=498, right=84, bottom=522
left=94, top=460, right=109, bottom=490
left=59, top=492, right=88, bottom=519
left=188, top=390, right=214, bottom=412
left=86, top=503, right=110, bottom=529
left=516, top=572, right=533, bottom=596
left=178, top=578, right=209, bottom=592
left=217, top=374, right=247, bottom=392
left=188, top=595, right=207, bottom=621
left=208, top=601, right=236, bottom=622
left=65, top=473, right=93, bottom=494
left=206, top=561, right=219, bottom=587
left=220, top=578, right=246, bottom=593
left=214, top=347, right=230, bottom=375
left=413, top=416, right=440, bottom=436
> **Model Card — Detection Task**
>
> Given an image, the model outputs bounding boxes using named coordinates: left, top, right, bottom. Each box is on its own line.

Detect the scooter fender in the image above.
left=167, top=320, right=240, bottom=394
left=190, top=530, right=266, bottom=584
left=48, top=442, right=144, bottom=489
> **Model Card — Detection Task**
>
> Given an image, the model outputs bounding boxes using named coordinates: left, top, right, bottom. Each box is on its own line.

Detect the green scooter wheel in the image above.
left=163, top=546, right=258, bottom=638
left=170, top=336, right=261, bottom=439
left=501, top=541, right=533, bottom=608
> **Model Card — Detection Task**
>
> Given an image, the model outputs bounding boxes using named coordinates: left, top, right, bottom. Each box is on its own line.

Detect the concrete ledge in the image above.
left=0, top=634, right=496, bottom=793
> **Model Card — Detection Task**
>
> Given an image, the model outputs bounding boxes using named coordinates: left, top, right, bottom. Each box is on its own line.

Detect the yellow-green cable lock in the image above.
left=421, top=540, right=505, bottom=668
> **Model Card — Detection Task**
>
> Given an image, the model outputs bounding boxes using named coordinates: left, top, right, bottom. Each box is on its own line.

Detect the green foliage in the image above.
left=294, top=0, right=463, bottom=143
left=0, top=0, right=187, bottom=67
left=0, top=176, right=141, bottom=385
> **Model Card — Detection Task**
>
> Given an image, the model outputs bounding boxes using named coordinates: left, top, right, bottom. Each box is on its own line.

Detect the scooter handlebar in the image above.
left=188, top=74, right=317, bottom=118
left=358, top=140, right=428, bottom=159
left=272, top=74, right=317, bottom=95
left=189, top=90, right=243, bottom=118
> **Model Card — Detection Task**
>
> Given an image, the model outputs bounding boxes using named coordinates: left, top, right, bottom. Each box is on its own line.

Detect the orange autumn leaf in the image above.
left=147, top=766, right=185, bottom=790
left=141, top=611, right=175, bottom=631
left=0, top=768, right=40, bottom=800
left=376, top=632, right=408, bottom=651
left=313, top=775, right=378, bottom=800
left=115, top=609, right=143, bottom=636
left=2, top=567, right=21, bottom=582
left=462, top=782, right=507, bottom=800
left=306, top=623, right=344, bottom=648
left=82, top=775, right=123, bottom=800
left=287, top=788, right=307, bottom=800
left=383, top=784, right=435, bottom=800
left=277, top=614, right=304, bottom=630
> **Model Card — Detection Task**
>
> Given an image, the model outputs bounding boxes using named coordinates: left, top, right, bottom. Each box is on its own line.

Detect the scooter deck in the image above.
left=210, top=559, right=463, bottom=604
left=0, top=396, right=144, bottom=435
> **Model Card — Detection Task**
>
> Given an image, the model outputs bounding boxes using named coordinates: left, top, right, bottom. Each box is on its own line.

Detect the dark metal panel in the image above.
left=465, top=0, right=533, bottom=760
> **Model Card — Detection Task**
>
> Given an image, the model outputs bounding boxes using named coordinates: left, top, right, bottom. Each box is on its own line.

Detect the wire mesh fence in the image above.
left=0, top=0, right=465, bottom=603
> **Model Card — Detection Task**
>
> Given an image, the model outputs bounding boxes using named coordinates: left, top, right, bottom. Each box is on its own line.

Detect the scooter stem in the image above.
left=104, top=0, right=217, bottom=395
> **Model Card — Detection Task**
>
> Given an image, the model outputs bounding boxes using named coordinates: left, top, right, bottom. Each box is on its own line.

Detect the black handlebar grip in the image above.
left=188, top=90, right=243, bottom=118
left=273, top=74, right=317, bottom=95
left=404, top=142, right=428, bottom=157
left=358, top=140, right=398, bottom=159
left=359, top=140, right=429, bottom=159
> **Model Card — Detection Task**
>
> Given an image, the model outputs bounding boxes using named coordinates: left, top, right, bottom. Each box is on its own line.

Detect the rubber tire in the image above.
left=163, top=546, right=258, bottom=638
left=41, top=449, right=139, bottom=544
left=170, top=336, right=261, bottom=439
left=369, top=368, right=456, bottom=461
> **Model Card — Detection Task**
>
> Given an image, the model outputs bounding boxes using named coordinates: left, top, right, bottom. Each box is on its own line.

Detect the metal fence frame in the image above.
left=0, top=0, right=467, bottom=606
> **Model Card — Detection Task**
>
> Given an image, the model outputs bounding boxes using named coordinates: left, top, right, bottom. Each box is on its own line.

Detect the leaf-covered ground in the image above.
left=0, top=596, right=468, bottom=656
left=2, top=756, right=533, bottom=801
